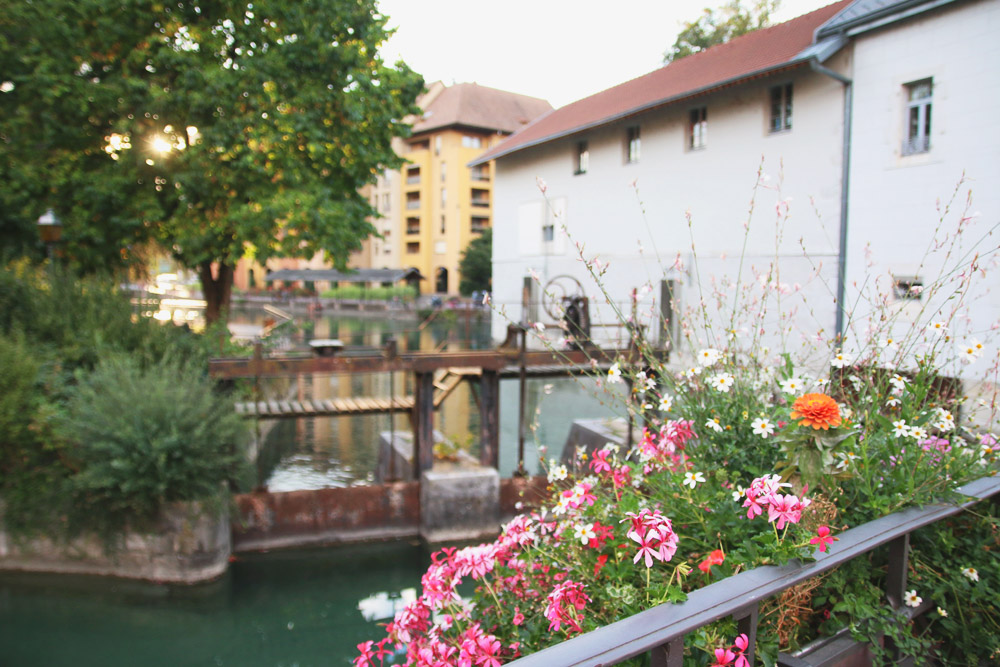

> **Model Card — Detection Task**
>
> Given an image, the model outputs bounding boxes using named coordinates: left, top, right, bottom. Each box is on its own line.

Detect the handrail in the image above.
left=508, top=475, right=1000, bottom=667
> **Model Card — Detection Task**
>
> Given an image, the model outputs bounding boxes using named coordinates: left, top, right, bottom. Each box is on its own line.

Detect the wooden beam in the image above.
left=479, top=370, right=500, bottom=469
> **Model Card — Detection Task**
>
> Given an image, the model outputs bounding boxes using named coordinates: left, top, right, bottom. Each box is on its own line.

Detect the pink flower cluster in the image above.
left=544, top=579, right=591, bottom=633
left=637, top=420, right=696, bottom=467
left=621, top=508, right=680, bottom=567
left=710, top=633, right=751, bottom=667
left=741, top=475, right=809, bottom=529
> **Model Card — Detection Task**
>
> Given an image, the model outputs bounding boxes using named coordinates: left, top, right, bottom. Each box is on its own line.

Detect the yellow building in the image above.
left=355, top=82, right=552, bottom=294
left=235, top=82, right=550, bottom=295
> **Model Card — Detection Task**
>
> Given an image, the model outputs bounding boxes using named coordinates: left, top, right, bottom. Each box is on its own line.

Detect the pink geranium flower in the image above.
left=810, top=525, right=837, bottom=552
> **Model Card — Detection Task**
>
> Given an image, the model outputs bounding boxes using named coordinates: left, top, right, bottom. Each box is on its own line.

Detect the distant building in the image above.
left=354, top=81, right=552, bottom=294
left=474, top=0, right=999, bottom=379
left=233, top=81, right=551, bottom=295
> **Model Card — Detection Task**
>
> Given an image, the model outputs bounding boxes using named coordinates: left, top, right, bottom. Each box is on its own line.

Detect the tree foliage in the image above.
left=0, top=0, right=424, bottom=322
left=664, top=0, right=780, bottom=63
left=458, top=228, right=492, bottom=296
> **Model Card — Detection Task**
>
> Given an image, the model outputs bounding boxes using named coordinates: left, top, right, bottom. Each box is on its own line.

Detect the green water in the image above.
left=0, top=542, right=427, bottom=667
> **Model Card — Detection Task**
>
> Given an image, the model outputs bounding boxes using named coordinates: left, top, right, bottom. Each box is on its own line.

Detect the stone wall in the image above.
left=0, top=501, right=230, bottom=584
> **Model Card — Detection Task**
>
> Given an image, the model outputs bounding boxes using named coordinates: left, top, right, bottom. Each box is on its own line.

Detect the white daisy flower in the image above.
left=961, top=567, right=979, bottom=582
left=705, top=418, right=723, bottom=433
left=710, top=372, right=735, bottom=393
left=697, top=348, right=722, bottom=367
left=903, top=590, right=922, bottom=608
left=909, top=426, right=928, bottom=440
left=547, top=464, right=568, bottom=483
left=682, top=471, right=706, bottom=488
left=892, top=420, right=910, bottom=438
left=751, top=417, right=775, bottom=438
left=573, top=523, right=596, bottom=545
left=658, top=392, right=673, bottom=412
left=927, top=321, right=948, bottom=335
left=830, top=350, right=849, bottom=369
left=608, top=363, right=623, bottom=384
left=778, top=377, right=804, bottom=394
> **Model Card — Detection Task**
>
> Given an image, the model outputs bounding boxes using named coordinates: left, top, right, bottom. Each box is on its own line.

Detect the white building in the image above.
left=474, top=0, right=999, bottom=382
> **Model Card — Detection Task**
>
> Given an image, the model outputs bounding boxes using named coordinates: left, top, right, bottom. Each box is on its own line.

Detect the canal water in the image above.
left=0, top=542, right=426, bottom=667
left=1, top=306, right=620, bottom=666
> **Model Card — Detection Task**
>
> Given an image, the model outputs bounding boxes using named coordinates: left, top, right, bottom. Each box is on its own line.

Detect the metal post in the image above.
left=517, top=324, right=527, bottom=476
left=413, top=371, right=435, bottom=478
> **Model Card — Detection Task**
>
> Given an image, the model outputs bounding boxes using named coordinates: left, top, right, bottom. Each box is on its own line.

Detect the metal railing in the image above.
left=508, top=475, right=1000, bottom=667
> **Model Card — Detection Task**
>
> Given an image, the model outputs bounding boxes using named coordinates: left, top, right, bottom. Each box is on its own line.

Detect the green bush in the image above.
left=0, top=260, right=206, bottom=372
left=55, top=353, right=251, bottom=526
left=0, top=333, right=39, bottom=469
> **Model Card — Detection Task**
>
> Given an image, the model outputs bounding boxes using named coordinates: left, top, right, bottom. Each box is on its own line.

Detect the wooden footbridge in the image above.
left=209, top=326, right=654, bottom=476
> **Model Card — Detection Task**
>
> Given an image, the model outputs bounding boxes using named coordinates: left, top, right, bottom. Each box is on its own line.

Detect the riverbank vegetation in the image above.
left=357, top=178, right=998, bottom=665
left=0, top=262, right=250, bottom=540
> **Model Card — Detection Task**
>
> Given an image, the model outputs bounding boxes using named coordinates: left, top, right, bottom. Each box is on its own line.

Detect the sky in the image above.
left=377, top=0, right=837, bottom=109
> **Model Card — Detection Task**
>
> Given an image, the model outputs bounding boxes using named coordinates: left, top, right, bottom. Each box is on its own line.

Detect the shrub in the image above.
left=55, top=353, right=251, bottom=527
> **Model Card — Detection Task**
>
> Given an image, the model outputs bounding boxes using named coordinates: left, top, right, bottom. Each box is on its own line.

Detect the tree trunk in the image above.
left=199, top=261, right=233, bottom=327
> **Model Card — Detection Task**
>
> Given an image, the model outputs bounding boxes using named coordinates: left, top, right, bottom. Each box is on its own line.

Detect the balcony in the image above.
left=470, top=188, right=490, bottom=208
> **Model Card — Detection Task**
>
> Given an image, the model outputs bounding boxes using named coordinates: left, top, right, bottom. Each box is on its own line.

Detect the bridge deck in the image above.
left=234, top=362, right=611, bottom=419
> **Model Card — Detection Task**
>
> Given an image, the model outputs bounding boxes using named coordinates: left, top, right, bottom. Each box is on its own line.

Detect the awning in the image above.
left=264, top=267, right=425, bottom=283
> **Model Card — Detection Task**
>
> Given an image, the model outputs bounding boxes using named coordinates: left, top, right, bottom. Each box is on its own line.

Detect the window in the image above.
left=441, top=187, right=447, bottom=207
left=471, top=165, right=489, bottom=182
left=434, top=135, right=441, bottom=155
left=406, top=166, right=420, bottom=185
left=405, top=192, right=420, bottom=210
left=893, top=276, right=923, bottom=300
left=409, top=138, right=429, bottom=151
left=381, top=193, right=390, bottom=212
left=769, top=83, right=792, bottom=133
left=904, top=79, right=932, bottom=155
left=625, top=126, right=640, bottom=163
left=406, top=242, right=419, bottom=254
left=471, top=188, right=490, bottom=207
left=689, top=107, right=707, bottom=150
left=440, top=214, right=446, bottom=234
left=471, top=216, right=489, bottom=233
left=462, top=135, right=482, bottom=149
left=575, top=141, right=589, bottom=174
left=406, top=217, right=420, bottom=234
left=440, top=161, right=446, bottom=182
left=542, top=223, right=555, bottom=242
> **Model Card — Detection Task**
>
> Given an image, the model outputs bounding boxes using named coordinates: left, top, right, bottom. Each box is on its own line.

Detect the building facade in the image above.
left=475, top=0, right=999, bottom=382
left=351, top=81, right=552, bottom=295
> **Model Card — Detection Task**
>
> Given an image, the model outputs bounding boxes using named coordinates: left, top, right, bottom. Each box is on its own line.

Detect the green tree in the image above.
left=458, top=228, right=491, bottom=296
left=664, top=0, right=780, bottom=63
left=0, top=0, right=423, bottom=323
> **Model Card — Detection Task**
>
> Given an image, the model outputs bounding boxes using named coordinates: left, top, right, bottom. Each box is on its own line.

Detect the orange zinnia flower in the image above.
left=791, top=393, right=842, bottom=430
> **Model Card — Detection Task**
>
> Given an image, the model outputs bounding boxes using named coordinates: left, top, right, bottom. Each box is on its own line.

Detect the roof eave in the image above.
left=816, top=0, right=960, bottom=38
left=469, top=59, right=814, bottom=167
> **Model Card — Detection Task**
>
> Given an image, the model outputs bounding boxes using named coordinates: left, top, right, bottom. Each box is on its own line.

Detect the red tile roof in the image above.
left=411, top=82, right=553, bottom=136
left=471, top=0, right=851, bottom=165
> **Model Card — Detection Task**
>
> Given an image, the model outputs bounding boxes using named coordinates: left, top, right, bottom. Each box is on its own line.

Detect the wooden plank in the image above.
left=267, top=400, right=280, bottom=415
left=299, top=399, right=317, bottom=414
left=322, top=399, right=338, bottom=414
left=290, top=400, right=304, bottom=414
left=332, top=397, right=353, bottom=413
left=278, top=400, right=292, bottom=415
left=257, top=401, right=269, bottom=416
left=235, top=402, right=247, bottom=415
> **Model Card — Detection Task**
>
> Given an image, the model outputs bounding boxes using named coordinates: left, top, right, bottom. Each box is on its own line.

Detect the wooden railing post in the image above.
left=734, top=603, right=760, bottom=665
left=413, top=371, right=435, bottom=478
left=649, top=637, right=683, bottom=667
left=885, top=533, right=910, bottom=610
left=480, top=369, right=500, bottom=469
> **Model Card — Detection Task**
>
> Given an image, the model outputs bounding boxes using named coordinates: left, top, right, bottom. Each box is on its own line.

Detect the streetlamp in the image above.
left=37, top=208, right=62, bottom=260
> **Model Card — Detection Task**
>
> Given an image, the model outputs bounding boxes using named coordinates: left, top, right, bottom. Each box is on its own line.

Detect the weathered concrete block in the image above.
left=0, top=501, right=230, bottom=584
left=376, top=429, right=455, bottom=483
left=420, top=463, right=500, bottom=544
